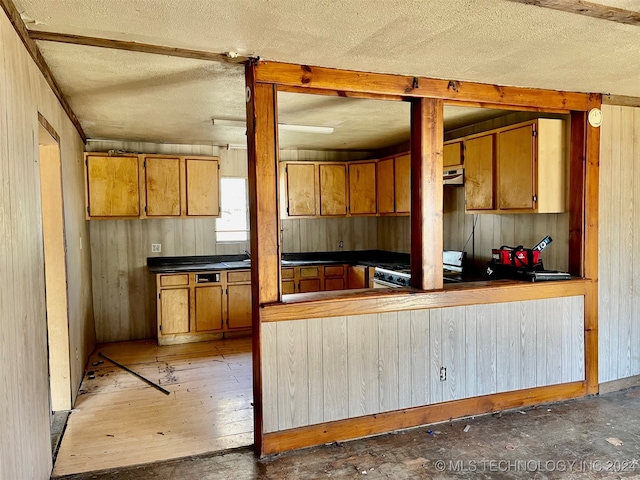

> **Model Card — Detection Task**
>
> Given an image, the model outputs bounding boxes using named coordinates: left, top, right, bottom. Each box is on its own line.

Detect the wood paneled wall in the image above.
left=262, top=296, right=584, bottom=433
left=0, top=10, right=94, bottom=480
left=598, top=104, right=640, bottom=383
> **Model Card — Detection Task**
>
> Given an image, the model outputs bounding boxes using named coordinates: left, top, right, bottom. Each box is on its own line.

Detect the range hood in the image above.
left=444, top=167, right=464, bottom=186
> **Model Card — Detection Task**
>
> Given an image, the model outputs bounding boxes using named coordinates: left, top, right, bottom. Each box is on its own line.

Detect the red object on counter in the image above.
left=492, top=246, right=540, bottom=268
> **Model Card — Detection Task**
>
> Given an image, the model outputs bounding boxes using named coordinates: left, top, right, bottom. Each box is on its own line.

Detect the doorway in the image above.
left=38, top=116, right=72, bottom=416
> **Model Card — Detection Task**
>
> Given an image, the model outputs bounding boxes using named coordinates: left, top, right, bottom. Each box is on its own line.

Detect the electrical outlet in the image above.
left=440, top=366, right=447, bottom=381
left=338, top=240, right=344, bottom=249
left=151, top=243, right=162, bottom=253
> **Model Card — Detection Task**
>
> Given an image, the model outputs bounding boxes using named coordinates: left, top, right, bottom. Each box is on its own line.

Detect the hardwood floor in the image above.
left=52, top=337, right=253, bottom=477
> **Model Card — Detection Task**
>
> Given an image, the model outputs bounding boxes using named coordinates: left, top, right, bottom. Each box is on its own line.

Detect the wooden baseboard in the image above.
left=599, top=375, right=640, bottom=394
left=262, top=381, right=586, bottom=456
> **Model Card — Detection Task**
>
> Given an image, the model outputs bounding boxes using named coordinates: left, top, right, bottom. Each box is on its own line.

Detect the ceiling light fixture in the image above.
left=212, top=119, right=334, bottom=134
left=227, top=144, right=247, bottom=150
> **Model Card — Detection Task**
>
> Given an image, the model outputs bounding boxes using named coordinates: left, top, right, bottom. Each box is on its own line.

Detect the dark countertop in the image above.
left=147, top=250, right=410, bottom=274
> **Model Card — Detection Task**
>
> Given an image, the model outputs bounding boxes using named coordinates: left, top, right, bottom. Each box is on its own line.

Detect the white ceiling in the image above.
left=13, top=0, right=640, bottom=149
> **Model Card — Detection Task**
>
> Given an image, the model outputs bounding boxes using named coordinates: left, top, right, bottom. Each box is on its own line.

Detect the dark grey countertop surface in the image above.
left=147, top=250, right=410, bottom=274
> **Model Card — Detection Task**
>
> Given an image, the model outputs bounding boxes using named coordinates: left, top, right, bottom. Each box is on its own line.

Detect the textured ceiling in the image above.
left=13, top=0, right=640, bottom=147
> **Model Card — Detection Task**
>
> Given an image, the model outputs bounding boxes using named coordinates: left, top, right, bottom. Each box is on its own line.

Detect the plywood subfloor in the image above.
left=52, top=337, right=253, bottom=477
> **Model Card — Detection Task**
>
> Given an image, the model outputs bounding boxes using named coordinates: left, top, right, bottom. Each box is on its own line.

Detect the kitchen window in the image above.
left=216, top=177, right=249, bottom=242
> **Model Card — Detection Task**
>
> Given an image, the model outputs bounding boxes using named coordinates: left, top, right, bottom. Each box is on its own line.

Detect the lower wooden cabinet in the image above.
left=280, top=264, right=364, bottom=294
left=160, top=288, right=190, bottom=334
left=157, top=270, right=251, bottom=345
left=227, top=284, right=252, bottom=330
left=194, top=285, right=223, bottom=332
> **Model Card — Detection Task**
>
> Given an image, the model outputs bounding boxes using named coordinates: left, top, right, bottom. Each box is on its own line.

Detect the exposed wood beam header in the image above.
left=255, top=61, right=591, bottom=111
left=1, top=0, right=86, bottom=142
left=510, top=0, right=640, bottom=27
left=29, top=31, right=250, bottom=64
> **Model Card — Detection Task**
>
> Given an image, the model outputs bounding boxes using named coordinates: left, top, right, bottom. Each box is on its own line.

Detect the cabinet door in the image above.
left=227, top=284, right=252, bottom=329
left=497, top=124, right=535, bottom=210
left=282, top=280, right=296, bottom=295
left=299, top=278, right=321, bottom=293
left=194, top=285, right=223, bottom=332
left=465, top=135, right=495, bottom=211
left=145, top=156, right=181, bottom=216
left=349, top=162, right=377, bottom=214
left=86, top=155, right=140, bottom=217
left=394, top=154, right=411, bottom=214
left=185, top=158, right=220, bottom=216
left=286, top=163, right=316, bottom=216
left=324, top=277, right=345, bottom=291
left=347, top=265, right=368, bottom=289
left=319, top=164, right=347, bottom=216
left=160, top=288, right=190, bottom=334
left=444, top=141, right=463, bottom=167
left=377, top=158, right=395, bottom=214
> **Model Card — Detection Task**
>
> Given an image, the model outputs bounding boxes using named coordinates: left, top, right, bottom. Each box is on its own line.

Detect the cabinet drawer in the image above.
left=299, top=267, right=319, bottom=278
left=324, top=265, right=344, bottom=277
left=281, top=268, right=295, bottom=279
left=160, top=274, right=189, bottom=287
left=227, top=270, right=251, bottom=283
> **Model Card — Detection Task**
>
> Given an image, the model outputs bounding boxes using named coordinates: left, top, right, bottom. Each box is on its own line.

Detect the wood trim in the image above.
left=29, top=30, right=249, bottom=64
left=254, top=61, right=590, bottom=111
left=583, top=93, right=601, bottom=395
left=277, top=84, right=406, bottom=102
left=602, top=94, right=640, bottom=108
left=262, top=381, right=587, bottom=455
left=246, top=62, right=280, bottom=456
left=37, top=112, right=60, bottom=143
left=568, top=111, right=586, bottom=277
left=410, top=98, right=443, bottom=290
left=509, top=0, right=640, bottom=27
left=599, top=374, right=640, bottom=395
left=443, top=100, right=571, bottom=115
left=0, top=1, right=86, bottom=142
left=262, top=279, right=589, bottom=322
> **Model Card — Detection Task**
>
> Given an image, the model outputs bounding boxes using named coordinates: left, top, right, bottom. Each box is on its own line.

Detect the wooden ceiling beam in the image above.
left=509, top=0, right=640, bottom=27
left=256, top=61, right=591, bottom=111
left=29, top=31, right=250, bottom=65
left=0, top=0, right=86, bottom=142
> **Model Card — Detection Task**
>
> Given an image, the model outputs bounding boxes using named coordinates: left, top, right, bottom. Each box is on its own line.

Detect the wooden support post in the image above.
left=410, top=98, right=444, bottom=290
left=568, top=111, right=586, bottom=277
left=245, top=62, right=281, bottom=455
left=583, top=93, right=601, bottom=395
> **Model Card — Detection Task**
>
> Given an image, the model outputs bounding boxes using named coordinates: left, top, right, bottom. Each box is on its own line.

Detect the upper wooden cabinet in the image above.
left=286, top=162, right=317, bottom=216
left=465, top=133, right=495, bottom=211
left=394, top=154, right=411, bottom=214
left=185, top=157, right=220, bottom=216
left=443, top=140, right=463, bottom=168
left=86, top=154, right=140, bottom=218
left=282, top=161, right=348, bottom=218
left=86, top=153, right=220, bottom=219
left=144, top=156, right=181, bottom=217
left=376, top=157, right=395, bottom=214
left=348, top=161, right=377, bottom=215
left=319, top=163, right=348, bottom=216
left=376, top=154, right=410, bottom=216
left=464, top=118, right=566, bottom=214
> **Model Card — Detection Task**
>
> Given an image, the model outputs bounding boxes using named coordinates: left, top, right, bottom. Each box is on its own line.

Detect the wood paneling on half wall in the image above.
left=598, top=104, right=640, bottom=384
left=1, top=9, right=94, bottom=480
left=262, top=296, right=585, bottom=433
